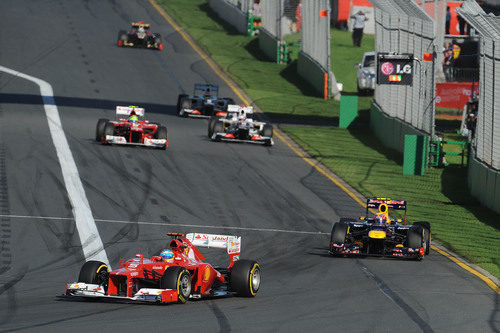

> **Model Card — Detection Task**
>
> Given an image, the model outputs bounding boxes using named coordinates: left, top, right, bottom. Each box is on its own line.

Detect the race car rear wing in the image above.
left=227, top=105, right=253, bottom=114
left=116, top=106, right=145, bottom=117
left=194, top=83, right=218, bottom=92
left=131, top=22, right=150, bottom=29
left=186, top=233, right=241, bottom=267
left=366, top=198, right=407, bottom=223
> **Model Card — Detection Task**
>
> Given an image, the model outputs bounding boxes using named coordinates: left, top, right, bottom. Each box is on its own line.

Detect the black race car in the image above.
left=329, top=198, right=431, bottom=259
left=177, top=84, right=235, bottom=118
left=117, top=22, right=163, bottom=50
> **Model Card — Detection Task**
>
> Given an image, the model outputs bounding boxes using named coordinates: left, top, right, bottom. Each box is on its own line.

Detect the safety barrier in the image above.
left=208, top=0, right=249, bottom=35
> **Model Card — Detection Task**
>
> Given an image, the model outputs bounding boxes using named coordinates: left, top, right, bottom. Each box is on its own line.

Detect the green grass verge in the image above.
left=283, top=126, right=500, bottom=278
left=157, top=0, right=499, bottom=278
left=158, top=0, right=339, bottom=122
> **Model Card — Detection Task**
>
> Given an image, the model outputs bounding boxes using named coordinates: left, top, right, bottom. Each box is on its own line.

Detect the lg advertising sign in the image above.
left=377, top=53, right=414, bottom=86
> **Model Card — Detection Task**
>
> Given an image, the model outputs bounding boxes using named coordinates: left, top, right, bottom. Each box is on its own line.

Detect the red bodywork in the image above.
left=105, top=234, right=235, bottom=300
left=104, top=118, right=168, bottom=148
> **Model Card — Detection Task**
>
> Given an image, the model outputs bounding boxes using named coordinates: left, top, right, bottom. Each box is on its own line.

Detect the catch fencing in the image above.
left=299, top=0, right=339, bottom=98
left=208, top=0, right=252, bottom=35
left=370, top=0, right=436, bottom=152
left=457, top=1, right=500, bottom=213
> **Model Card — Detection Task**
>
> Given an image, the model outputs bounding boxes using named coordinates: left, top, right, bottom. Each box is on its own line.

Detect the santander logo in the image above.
left=380, top=62, right=394, bottom=75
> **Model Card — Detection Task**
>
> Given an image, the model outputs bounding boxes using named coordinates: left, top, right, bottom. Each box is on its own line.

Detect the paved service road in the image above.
left=0, top=1, right=497, bottom=332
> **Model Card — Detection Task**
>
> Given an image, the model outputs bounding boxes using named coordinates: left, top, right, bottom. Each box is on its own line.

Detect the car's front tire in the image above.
left=160, top=266, right=192, bottom=304
left=78, top=261, right=109, bottom=291
left=95, top=118, right=109, bottom=142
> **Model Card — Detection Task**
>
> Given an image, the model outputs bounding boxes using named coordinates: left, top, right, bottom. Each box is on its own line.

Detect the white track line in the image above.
left=0, top=65, right=109, bottom=266
left=0, top=214, right=329, bottom=236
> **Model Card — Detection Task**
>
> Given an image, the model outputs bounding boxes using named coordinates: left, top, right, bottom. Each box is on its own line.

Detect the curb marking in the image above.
left=148, top=1, right=499, bottom=294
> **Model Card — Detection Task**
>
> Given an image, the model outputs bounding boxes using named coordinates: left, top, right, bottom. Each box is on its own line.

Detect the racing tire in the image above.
left=262, top=124, right=273, bottom=138
left=230, top=260, right=261, bottom=297
left=117, top=30, right=127, bottom=46
left=208, top=117, right=218, bottom=138
left=160, top=266, right=192, bottom=304
left=330, top=221, right=349, bottom=244
left=103, top=122, right=115, bottom=144
left=155, top=126, right=168, bottom=150
left=78, top=261, right=109, bottom=290
left=413, top=222, right=431, bottom=255
left=95, top=118, right=109, bottom=142
left=212, top=122, right=224, bottom=141
left=177, top=94, right=188, bottom=114
left=407, top=226, right=424, bottom=250
left=179, top=98, right=191, bottom=118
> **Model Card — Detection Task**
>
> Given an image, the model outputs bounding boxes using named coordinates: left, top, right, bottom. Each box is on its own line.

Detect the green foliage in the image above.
left=284, top=126, right=500, bottom=278
left=158, top=0, right=499, bottom=278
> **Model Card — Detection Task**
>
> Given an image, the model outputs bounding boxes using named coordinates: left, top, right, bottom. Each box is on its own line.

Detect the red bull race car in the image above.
left=95, top=106, right=168, bottom=150
left=329, top=198, right=431, bottom=259
left=117, top=22, right=163, bottom=50
left=64, top=233, right=261, bottom=304
left=208, top=105, right=274, bottom=146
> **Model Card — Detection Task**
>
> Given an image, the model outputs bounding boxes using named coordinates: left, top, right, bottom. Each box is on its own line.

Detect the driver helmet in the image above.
left=129, top=111, right=139, bottom=123
left=375, top=213, right=388, bottom=224
left=238, top=109, right=246, bottom=121
left=160, top=249, right=174, bottom=261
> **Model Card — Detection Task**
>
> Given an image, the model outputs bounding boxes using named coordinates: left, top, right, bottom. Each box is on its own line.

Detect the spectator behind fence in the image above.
left=350, top=10, right=368, bottom=47
left=445, top=7, right=451, bottom=34
left=443, top=48, right=453, bottom=81
left=252, top=0, right=261, bottom=17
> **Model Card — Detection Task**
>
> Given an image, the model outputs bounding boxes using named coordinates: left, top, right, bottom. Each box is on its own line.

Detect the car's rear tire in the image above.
left=330, top=221, right=348, bottom=244
left=78, top=261, right=109, bottom=290
left=95, top=118, right=109, bottom=142
left=208, top=117, right=218, bottom=138
left=413, top=222, right=431, bottom=255
left=262, top=124, right=273, bottom=138
left=160, top=266, right=192, bottom=304
left=230, top=260, right=261, bottom=297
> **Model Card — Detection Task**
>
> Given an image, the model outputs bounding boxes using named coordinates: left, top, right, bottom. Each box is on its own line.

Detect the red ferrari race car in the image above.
left=95, top=106, right=168, bottom=150
left=329, top=198, right=431, bottom=260
left=64, top=233, right=261, bottom=304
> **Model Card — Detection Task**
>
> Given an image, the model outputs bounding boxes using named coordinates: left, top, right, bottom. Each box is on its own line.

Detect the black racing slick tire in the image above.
left=155, top=126, right=168, bottom=150
left=330, top=222, right=348, bottom=244
left=95, top=118, right=109, bottom=142
left=176, top=94, right=188, bottom=114
left=78, top=261, right=109, bottom=290
left=180, top=98, right=191, bottom=117
left=208, top=117, right=218, bottom=138
left=117, top=30, right=127, bottom=46
left=230, top=260, right=261, bottom=297
left=262, top=124, right=273, bottom=138
left=160, top=266, right=192, bottom=304
left=414, top=222, right=431, bottom=255
left=407, top=226, right=424, bottom=249
left=212, top=122, right=224, bottom=141
left=102, top=122, right=115, bottom=144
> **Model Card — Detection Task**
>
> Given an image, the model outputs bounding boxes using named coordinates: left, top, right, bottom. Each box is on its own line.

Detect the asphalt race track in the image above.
left=0, top=1, right=497, bottom=332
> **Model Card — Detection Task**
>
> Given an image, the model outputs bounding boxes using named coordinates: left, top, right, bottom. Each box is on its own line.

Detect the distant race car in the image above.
left=117, top=22, right=163, bottom=50
left=177, top=84, right=236, bottom=118
left=64, top=233, right=261, bottom=304
left=329, top=198, right=431, bottom=259
left=95, top=106, right=168, bottom=150
left=208, top=105, right=273, bottom=146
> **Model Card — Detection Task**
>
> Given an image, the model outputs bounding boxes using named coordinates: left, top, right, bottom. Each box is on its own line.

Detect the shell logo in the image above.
left=204, top=267, right=211, bottom=282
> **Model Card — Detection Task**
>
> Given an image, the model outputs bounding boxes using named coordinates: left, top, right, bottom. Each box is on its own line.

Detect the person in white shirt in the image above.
left=350, top=11, right=368, bottom=47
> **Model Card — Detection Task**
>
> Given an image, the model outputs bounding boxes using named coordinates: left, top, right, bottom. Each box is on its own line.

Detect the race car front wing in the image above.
left=212, top=132, right=273, bottom=146
left=329, top=242, right=425, bottom=259
left=65, top=282, right=178, bottom=303
left=104, top=135, right=168, bottom=148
